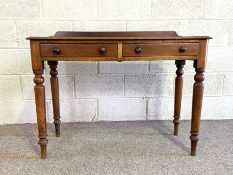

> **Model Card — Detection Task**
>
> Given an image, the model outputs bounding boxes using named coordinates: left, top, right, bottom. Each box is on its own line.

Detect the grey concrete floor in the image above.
left=0, top=120, right=232, bottom=175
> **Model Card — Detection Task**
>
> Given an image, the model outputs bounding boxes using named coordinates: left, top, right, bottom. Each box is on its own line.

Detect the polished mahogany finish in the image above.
left=28, top=31, right=211, bottom=159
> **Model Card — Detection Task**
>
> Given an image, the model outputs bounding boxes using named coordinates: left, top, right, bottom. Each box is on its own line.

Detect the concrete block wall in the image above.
left=0, top=0, right=233, bottom=124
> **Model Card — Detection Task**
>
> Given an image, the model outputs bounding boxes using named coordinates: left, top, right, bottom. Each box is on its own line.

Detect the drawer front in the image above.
left=40, top=44, right=118, bottom=57
left=122, top=43, right=199, bottom=57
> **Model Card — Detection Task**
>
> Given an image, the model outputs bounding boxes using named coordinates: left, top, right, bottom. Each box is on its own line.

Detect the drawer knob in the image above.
left=52, top=48, right=61, bottom=55
left=179, top=46, right=187, bottom=53
left=99, top=47, right=107, bottom=54
left=135, top=47, right=142, bottom=54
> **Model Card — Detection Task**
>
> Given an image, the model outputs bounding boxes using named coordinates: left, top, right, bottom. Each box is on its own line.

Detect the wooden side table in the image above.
left=27, top=31, right=211, bottom=159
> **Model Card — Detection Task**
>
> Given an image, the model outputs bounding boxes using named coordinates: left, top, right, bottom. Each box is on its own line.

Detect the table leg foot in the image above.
left=38, top=138, right=48, bottom=159
left=190, top=136, right=198, bottom=156
left=54, top=120, right=61, bottom=137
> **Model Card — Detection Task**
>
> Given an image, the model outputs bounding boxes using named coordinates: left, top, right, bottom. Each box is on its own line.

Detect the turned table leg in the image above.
left=33, top=65, right=48, bottom=159
left=48, top=61, right=61, bottom=137
left=190, top=61, right=205, bottom=156
left=173, top=60, right=185, bottom=136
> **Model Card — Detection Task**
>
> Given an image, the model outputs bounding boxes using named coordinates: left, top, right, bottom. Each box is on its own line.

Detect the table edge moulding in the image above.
left=27, top=31, right=212, bottom=159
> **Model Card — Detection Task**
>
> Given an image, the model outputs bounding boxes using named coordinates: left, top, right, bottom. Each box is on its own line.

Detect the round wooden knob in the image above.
left=99, top=47, right=107, bottom=54
left=179, top=46, right=187, bottom=53
left=52, top=48, right=61, bottom=55
left=135, top=47, right=142, bottom=54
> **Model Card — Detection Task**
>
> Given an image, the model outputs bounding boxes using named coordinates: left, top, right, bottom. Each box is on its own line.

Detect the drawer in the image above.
left=122, top=43, right=199, bottom=57
left=40, top=44, right=118, bottom=57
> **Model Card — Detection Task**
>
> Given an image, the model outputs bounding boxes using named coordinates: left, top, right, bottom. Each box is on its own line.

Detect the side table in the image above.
left=28, top=31, right=211, bottom=159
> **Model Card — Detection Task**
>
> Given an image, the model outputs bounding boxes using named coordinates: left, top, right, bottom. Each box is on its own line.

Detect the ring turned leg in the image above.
left=33, top=67, right=48, bottom=159
left=173, top=60, right=185, bottom=136
left=190, top=62, right=205, bottom=156
left=48, top=61, right=61, bottom=137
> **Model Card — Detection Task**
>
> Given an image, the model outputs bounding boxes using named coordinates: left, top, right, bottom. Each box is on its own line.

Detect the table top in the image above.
left=27, top=31, right=212, bottom=40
